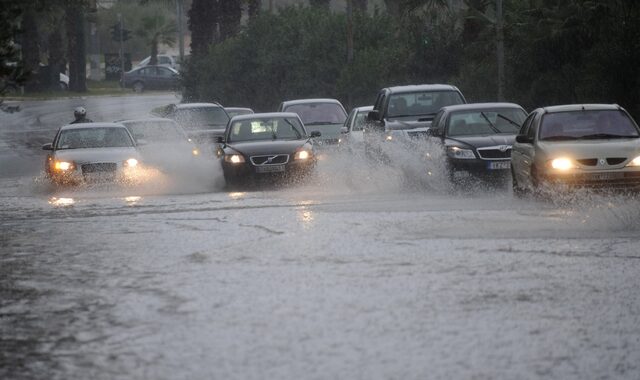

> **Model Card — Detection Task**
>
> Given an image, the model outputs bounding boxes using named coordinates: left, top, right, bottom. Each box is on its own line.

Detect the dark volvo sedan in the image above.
left=429, top=103, right=527, bottom=182
left=218, top=113, right=320, bottom=187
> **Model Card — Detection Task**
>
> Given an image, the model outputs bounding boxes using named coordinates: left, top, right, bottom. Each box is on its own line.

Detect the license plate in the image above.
left=487, top=161, right=511, bottom=170
left=255, top=165, right=285, bottom=173
left=589, top=172, right=624, bottom=181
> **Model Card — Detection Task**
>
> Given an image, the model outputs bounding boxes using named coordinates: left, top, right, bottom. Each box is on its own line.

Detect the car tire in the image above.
left=133, top=81, right=144, bottom=93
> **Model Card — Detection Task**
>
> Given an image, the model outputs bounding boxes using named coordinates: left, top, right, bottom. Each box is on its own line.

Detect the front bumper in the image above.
left=47, top=164, right=143, bottom=185
left=222, top=159, right=316, bottom=183
left=448, top=158, right=511, bottom=177
left=539, top=169, right=640, bottom=190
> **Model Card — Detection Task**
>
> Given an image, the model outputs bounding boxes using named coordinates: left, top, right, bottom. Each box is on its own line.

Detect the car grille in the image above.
left=577, top=158, right=598, bottom=166
left=250, top=154, right=289, bottom=166
left=551, top=171, right=640, bottom=189
left=477, top=147, right=511, bottom=160
left=607, top=157, right=626, bottom=165
left=82, top=163, right=117, bottom=173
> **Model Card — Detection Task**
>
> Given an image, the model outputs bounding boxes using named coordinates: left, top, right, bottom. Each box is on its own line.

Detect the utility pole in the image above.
left=118, top=13, right=125, bottom=86
left=496, top=0, right=504, bottom=101
left=176, top=0, right=185, bottom=64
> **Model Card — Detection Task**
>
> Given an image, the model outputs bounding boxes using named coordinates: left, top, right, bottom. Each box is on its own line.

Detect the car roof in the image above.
left=385, top=84, right=461, bottom=94
left=440, top=102, right=525, bottom=113
left=281, top=98, right=343, bottom=107
left=224, top=107, right=253, bottom=111
left=60, top=122, right=129, bottom=130
left=117, top=118, right=177, bottom=124
left=540, top=104, right=622, bottom=113
left=230, top=112, right=301, bottom=122
left=175, top=102, right=223, bottom=109
left=354, top=105, right=374, bottom=112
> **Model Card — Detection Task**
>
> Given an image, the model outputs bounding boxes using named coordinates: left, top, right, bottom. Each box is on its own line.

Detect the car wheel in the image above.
left=133, top=81, right=144, bottom=93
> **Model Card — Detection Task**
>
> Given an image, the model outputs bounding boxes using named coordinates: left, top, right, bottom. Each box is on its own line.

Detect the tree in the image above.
left=135, top=10, right=176, bottom=65
left=0, top=2, right=29, bottom=111
left=189, top=0, right=218, bottom=57
left=219, top=0, right=242, bottom=41
left=309, top=0, right=331, bottom=10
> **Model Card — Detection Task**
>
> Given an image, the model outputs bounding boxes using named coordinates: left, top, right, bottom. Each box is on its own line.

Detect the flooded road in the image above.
left=1, top=95, right=640, bottom=379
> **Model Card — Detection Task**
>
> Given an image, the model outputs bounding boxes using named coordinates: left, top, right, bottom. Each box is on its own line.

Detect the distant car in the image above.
left=162, top=102, right=231, bottom=146
left=429, top=103, right=527, bottom=181
left=42, top=122, right=142, bottom=185
left=118, top=118, right=201, bottom=171
left=277, top=98, right=347, bottom=146
left=511, top=104, right=640, bottom=194
left=339, top=105, right=373, bottom=151
left=122, top=65, right=180, bottom=92
left=224, top=107, right=254, bottom=118
left=364, top=84, right=466, bottom=159
left=134, top=54, right=180, bottom=71
left=219, top=112, right=320, bottom=186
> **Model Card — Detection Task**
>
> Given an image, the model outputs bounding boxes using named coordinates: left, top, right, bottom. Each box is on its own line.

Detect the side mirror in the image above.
left=42, top=143, right=53, bottom=151
left=515, top=134, right=532, bottom=144
left=310, top=131, right=322, bottom=138
left=429, top=127, right=442, bottom=137
left=366, top=110, right=380, bottom=122
left=340, top=126, right=349, bottom=134
left=216, top=136, right=225, bottom=144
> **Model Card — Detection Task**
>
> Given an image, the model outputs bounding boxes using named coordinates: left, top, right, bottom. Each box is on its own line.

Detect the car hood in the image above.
left=226, top=140, right=308, bottom=156
left=537, top=138, right=640, bottom=160
left=446, top=134, right=516, bottom=149
left=385, top=119, right=432, bottom=131
left=53, top=147, right=140, bottom=163
left=304, top=124, right=342, bottom=140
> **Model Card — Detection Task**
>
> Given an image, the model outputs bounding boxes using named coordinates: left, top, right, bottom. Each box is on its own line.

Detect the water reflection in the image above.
left=124, top=196, right=142, bottom=205
left=296, top=206, right=314, bottom=229
left=228, top=192, right=246, bottom=200
left=48, top=197, right=75, bottom=207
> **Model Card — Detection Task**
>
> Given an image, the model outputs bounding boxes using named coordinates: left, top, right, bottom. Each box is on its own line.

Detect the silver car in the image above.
left=511, top=104, right=640, bottom=194
left=42, top=123, right=142, bottom=185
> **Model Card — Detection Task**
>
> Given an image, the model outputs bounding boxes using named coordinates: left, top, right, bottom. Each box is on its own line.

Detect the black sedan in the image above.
left=429, top=103, right=527, bottom=182
left=218, top=112, right=320, bottom=186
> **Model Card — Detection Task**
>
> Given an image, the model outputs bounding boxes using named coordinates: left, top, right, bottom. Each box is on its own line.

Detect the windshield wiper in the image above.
left=580, top=133, right=639, bottom=140
left=480, top=112, right=502, bottom=134
left=542, top=135, right=578, bottom=141
left=305, top=121, right=340, bottom=126
left=496, top=113, right=522, bottom=129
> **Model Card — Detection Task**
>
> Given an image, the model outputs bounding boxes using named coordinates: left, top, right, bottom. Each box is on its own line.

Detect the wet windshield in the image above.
left=122, top=120, right=186, bottom=142
left=173, top=107, right=230, bottom=130
left=539, top=110, right=640, bottom=140
left=227, top=117, right=305, bottom=142
left=56, top=127, right=134, bottom=149
left=447, top=109, right=527, bottom=137
left=285, top=103, right=347, bottom=125
left=388, top=91, right=465, bottom=118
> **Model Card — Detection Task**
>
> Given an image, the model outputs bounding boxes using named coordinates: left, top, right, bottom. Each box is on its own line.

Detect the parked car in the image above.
left=59, top=73, right=69, bottom=90
left=161, top=103, right=231, bottom=146
left=134, top=54, right=181, bottom=71
left=511, top=104, right=640, bottom=194
left=224, top=107, right=254, bottom=118
left=339, top=105, right=373, bottom=151
left=277, top=98, right=347, bottom=146
left=117, top=118, right=201, bottom=171
left=42, top=123, right=142, bottom=185
left=429, top=103, right=527, bottom=182
left=218, top=112, right=320, bottom=187
left=364, top=84, right=466, bottom=159
left=121, top=65, right=180, bottom=92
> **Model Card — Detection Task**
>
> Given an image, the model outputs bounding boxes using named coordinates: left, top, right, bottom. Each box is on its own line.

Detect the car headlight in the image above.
left=294, top=150, right=312, bottom=160
left=549, top=157, right=574, bottom=170
left=446, top=146, right=475, bottom=159
left=224, top=154, right=245, bottom=164
left=626, top=156, right=640, bottom=167
left=124, top=158, right=139, bottom=168
left=53, top=161, right=74, bottom=171
left=192, top=148, right=200, bottom=156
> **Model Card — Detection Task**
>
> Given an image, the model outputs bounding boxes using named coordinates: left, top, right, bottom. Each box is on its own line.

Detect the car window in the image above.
left=227, top=117, right=305, bottom=142
left=123, top=120, right=186, bottom=142
left=157, top=67, right=174, bottom=78
left=387, top=91, right=465, bottom=118
left=352, top=110, right=369, bottom=131
left=519, top=113, right=535, bottom=136
left=539, top=110, right=640, bottom=140
left=284, top=103, right=347, bottom=125
left=159, top=56, right=171, bottom=65
left=432, top=110, right=445, bottom=129
left=56, top=127, right=134, bottom=149
left=173, top=107, right=230, bottom=129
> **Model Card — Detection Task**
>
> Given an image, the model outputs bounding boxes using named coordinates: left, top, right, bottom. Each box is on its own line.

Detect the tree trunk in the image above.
left=353, top=0, right=367, bottom=13
left=248, top=0, right=261, bottom=19
left=219, top=0, right=241, bottom=41
left=150, top=36, right=159, bottom=65
left=66, top=5, right=87, bottom=92
left=189, top=0, right=218, bottom=57
left=21, top=8, right=40, bottom=92
left=48, top=18, right=65, bottom=91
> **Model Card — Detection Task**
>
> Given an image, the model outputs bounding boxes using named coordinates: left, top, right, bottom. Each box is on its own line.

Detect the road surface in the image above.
left=1, top=94, right=639, bottom=379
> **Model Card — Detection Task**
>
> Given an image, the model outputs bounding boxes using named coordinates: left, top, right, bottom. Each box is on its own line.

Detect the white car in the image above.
left=134, top=54, right=180, bottom=71
left=340, top=105, right=373, bottom=151
left=42, top=123, right=142, bottom=185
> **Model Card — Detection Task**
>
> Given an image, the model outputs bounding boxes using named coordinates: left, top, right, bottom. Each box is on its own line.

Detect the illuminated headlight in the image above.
left=446, top=146, right=475, bottom=159
left=54, top=161, right=74, bottom=171
left=294, top=150, right=311, bottom=160
left=626, top=156, right=640, bottom=167
left=124, top=158, right=139, bottom=168
left=192, top=148, right=200, bottom=156
left=385, top=134, right=394, bottom=141
left=549, top=157, right=574, bottom=170
left=224, top=154, right=245, bottom=164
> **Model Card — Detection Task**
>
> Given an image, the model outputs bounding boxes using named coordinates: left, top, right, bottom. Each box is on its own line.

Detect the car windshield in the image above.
left=122, top=120, right=186, bottom=143
left=56, top=127, right=134, bottom=149
left=227, top=117, right=305, bottom=143
left=447, top=108, right=527, bottom=137
left=388, top=90, right=465, bottom=118
left=352, top=110, right=370, bottom=131
left=173, top=107, right=230, bottom=130
left=539, top=110, right=640, bottom=141
left=285, top=103, right=346, bottom=125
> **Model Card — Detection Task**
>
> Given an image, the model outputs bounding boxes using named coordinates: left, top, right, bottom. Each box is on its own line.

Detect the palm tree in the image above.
left=136, top=10, right=176, bottom=65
